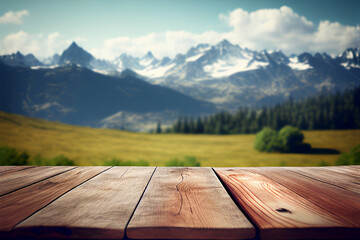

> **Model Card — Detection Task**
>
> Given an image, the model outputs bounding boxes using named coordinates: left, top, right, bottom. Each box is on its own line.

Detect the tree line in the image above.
left=168, top=86, right=360, bottom=134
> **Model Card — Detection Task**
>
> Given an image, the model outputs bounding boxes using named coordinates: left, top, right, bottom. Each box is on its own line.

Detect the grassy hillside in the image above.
left=1, top=111, right=359, bottom=167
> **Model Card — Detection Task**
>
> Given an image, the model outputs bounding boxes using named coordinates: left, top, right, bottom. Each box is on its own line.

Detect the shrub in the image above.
left=51, top=155, right=75, bottom=166
left=254, top=128, right=282, bottom=152
left=103, top=158, right=149, bottom=166
left=183, top=156, right=201, bottom=167
left=133, top=159, right=150, bottom=166
left=165, top=156, right=201, bottom=167
left=254, top=126, right=310, bottom=153
left=165, top=158, right=182, bottom=166
left=31, top=155, right=74, bottom=166
left=336, top=145, right=360, bottom=165
left=0, top=147, right=29, bottom=165
left=318, top=160, right=330, bottom=166
left=278, top=126, right=304, bottom=152
left=31, top=155, right=46, bottom=165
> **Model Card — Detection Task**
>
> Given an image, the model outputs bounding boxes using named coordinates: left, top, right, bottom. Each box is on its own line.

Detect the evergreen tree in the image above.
left=195, top=117, right=204, bottom=133
left=156, top=121, right=162, bottom=134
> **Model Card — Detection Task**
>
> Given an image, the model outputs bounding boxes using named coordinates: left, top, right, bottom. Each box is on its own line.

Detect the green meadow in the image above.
left=1, top=111, right=359, bottom=167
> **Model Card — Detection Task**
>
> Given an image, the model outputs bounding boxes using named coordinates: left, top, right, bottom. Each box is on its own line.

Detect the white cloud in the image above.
left=91, top=6, right=359, bottom=59
left=0, top=10, right=29, bottom=24
left=220, top=6, right=360, bottom=55
left=312, top=21, right=360, bottom=53
left=0, top=31, right=87, bottom=59
left=0, top=6, right=359, bottom=60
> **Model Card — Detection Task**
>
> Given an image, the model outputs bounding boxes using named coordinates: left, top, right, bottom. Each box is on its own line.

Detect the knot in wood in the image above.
left=276, top=208, right=292, bottom=213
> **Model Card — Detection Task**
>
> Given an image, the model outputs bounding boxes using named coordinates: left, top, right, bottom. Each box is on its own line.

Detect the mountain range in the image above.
left=110, top=40, right=360, bottom=108
left=0, top=61, right=214, bottom=130
left=1, top=40, right=359, bottom=131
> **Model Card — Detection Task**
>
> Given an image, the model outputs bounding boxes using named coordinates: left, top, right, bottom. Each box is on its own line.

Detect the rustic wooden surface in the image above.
left=0, top=166, right=75, bottom=196
left=0, top=165, right=359, bottom=240
left=127, top=167, right=255, bottom=239
left=214, top=167, right=360, bottom=240
left=286, top=167, right=360, bottom=194
left=0, top=166, right=108, bottom=232
left=327, top=165, right=360, bottom=178
left=16, top=167, right=155, bottom=239
left=249, top=167, right=360, bottom=227
left=0, top=166, right=34, bottom=175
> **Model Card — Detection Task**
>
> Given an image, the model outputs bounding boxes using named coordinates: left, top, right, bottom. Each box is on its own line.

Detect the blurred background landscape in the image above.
left=0, top=0, right=359, bottom=166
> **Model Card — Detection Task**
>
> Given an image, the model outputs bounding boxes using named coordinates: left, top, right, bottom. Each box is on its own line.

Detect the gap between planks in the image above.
left=0, top=166, right=36, bottom=175
left=14, top=166, right=113, bottom=229
left=211, top=167, right=261, bottom=240
left=0, top=166, right=110, bottom=233
left=126, top=167, right=255, bottom=240
left=123, top=167, right=157, bottom=238
left=14, top=167, right=156, bottom=240
left=0, top=166, right=77, bottom=197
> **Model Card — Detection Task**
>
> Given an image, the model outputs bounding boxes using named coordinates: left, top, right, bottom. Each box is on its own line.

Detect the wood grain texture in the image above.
left=127, top=167, right=255, bottom=240
left=0, top=166, right=35, bottom=175
left=0, top=166, right=75, bottom=196
left=286, top=167, right=360, bottom=194
left=16, top=167, right=155, bottom=239
left=0, top=166, right=108, bottom=232
left=249, top=167, right=360, bottom=227
left=326, top=166, right=360, bottom=178
left=214, top=168, right=359, bottom=240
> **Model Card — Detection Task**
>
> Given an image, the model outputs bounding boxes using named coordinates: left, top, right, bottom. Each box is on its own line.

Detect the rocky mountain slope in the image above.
left=0, top=62, right=214, bottom=129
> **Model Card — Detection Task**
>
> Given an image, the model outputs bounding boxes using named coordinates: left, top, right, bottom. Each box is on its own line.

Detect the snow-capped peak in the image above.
left=142, top=51, right=155, bottom=60
left=185, top=43, right=210, bottom=58
left=216, top=39, right=233, bottom=48
left=37, top=40, right=358, bottom=81
left=58, top=41, right=94, bottom=67
left=337, top=48, right=360, bottom=69
left=288, top=56, right=312, bottom=70
left=269, top=50, right=290, bottom=64
left=69, top=41, right=79, bottom=49
left=140, top=51, right=158, bottom=67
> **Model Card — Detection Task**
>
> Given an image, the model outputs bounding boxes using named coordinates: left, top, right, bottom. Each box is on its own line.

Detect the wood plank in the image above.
left=215, top=168, right=359, bottom=240
left=249, top=167, right=360, bottom=227
left=16, top=167, right=155, bottom=239
left=329, top=166, right=360, bottom=178
left=127, top=167, right=255, bottom=240
left=0, top=166, right=109, bottom=233
left=342, top=165, right=360, bottom=169
left=0, top=166, right=35, bottom=175
left=0, top=166, right=75, bottom=196
left=287, top=167, right=360, bottom=194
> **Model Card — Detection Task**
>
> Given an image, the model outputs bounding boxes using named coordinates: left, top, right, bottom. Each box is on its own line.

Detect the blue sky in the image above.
left=0, top=0, right=359, bottom=59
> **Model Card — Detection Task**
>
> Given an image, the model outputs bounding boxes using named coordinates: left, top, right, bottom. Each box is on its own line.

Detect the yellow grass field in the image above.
left=1, top=111, right=359, bottom=167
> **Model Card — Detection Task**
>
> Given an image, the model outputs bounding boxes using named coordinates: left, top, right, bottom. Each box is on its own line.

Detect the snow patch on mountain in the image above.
left=288, top=57, right=312, bottom=70
left=204, top=58, right=268, bottom=78
left=31, top=65, right=60, bottom=70
left=136, top=63, right=176, bottom=78
left=186, top=53, right=204, bottom=62
left=341, top=62, right=360, bottom=69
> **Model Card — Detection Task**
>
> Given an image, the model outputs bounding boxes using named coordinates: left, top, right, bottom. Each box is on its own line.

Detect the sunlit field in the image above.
left=1, top=111, right=359, bottom=167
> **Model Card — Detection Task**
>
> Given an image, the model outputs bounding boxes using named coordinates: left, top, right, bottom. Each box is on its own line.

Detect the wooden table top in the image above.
left=0, top=166, right=359, bottom=240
